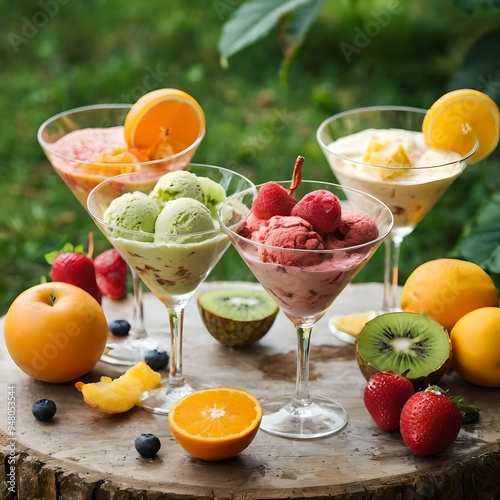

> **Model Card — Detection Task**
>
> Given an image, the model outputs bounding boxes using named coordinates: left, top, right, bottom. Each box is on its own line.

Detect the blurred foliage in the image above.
left=218, top=0, right=500, bottom=287
left=1, top=1, right=500, bottom=315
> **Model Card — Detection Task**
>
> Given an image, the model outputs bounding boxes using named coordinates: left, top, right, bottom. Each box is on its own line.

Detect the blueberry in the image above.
left=32, top=399, right=57, bottom=421
left=109, top=319, right=131, bottom=336
left=135, top=433, right=161, bottom=458
left=144, top=349, right=169, bottom=370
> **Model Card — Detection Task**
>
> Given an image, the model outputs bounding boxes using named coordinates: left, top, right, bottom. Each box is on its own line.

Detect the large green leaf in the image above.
left=449, top=30, right=500, bottom=103
left=278, top=0, right=326, bottom=87
left=453, top=0, right=500, bottom=12
left=284, top=0, right=325, bottom=43
left=218, top=0, right=315, bottom=66
left=457, top=192, right=500, bottom=273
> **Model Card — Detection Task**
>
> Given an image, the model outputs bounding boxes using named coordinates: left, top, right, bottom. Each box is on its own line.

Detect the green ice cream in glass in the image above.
left=88, top=164, right=254, bottom=414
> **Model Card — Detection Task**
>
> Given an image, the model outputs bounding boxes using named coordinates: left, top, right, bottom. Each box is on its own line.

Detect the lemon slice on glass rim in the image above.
left=329, top=311, right=378, bottom=344
left=422, top=88, right=500, bottom=164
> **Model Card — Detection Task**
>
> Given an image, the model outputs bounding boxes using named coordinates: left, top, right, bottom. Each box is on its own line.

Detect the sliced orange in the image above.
left=168, top=388, right=262, bottom=461
left=422, top=89, right=500, bottom=164
left=124, top=88, right=206, bottom=160
left=92, top=148, right=151, bottom=164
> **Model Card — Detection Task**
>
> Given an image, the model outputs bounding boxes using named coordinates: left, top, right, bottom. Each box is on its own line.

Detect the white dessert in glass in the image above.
left=317, top=106, right=478, bottom=341
left=325, top=127, right=464, bottom=239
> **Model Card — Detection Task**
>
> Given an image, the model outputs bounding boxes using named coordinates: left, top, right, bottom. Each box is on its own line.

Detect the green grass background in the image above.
left=1, top=1, right=499, bottom=315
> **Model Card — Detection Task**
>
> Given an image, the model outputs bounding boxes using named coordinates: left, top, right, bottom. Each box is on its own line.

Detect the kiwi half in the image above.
left=356, top=312, right=452, bottom=389
left=197, top=287, right=279, bottom=347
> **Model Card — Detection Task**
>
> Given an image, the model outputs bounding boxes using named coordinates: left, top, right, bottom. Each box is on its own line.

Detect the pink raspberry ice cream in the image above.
left=257, top=215, right=324, bottom=266
left=239, top=212, right=267, bottom=240
left=326, top=210, right=379, bottom=249
left=290, top=189, right=342, bottom=235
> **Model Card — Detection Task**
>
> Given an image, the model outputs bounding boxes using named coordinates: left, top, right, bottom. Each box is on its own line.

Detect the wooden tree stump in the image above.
left=1, top=283, right=499, bottom=499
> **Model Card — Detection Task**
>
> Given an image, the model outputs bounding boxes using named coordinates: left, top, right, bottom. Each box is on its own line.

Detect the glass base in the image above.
left=101, top=336, right=160, bottom=366
left=259, top=394, right=347, bottom=439
left=328, top=311, right=379, bottom=344
left=139, top=375, right=217, bottom=415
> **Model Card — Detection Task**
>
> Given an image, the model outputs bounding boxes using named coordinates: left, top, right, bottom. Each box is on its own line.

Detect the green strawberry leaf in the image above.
left=44, top=242, right=86, bottom=265
left=450, top=394, right=481, bottom=417
left=427, top=385, right=480, bottom=418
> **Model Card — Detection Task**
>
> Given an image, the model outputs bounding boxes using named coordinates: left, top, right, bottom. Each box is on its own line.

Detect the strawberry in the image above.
left=94, top=249, right=128, bottom=300
left=45, top=235, right=102, bottom=304
left=251, top=155, right=304, bottom=220
left=363, top=371, right=415, bottom=431
left=399, top=386, right=479, bottom=456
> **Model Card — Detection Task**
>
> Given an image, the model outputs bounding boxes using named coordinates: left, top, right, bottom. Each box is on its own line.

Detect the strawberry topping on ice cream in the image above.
left=251, top=182, right=297, bottom=220
left=290, top=189, right=342, bottom=235
left=237, top=155, right=379, bottom=269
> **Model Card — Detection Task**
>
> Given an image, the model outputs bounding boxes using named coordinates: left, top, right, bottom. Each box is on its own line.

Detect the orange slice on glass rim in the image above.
left=168, top=387, right=262, bottom=461
left=124, top=88, right=206, bottom=160
left=422, top=89, right=500, bottom=164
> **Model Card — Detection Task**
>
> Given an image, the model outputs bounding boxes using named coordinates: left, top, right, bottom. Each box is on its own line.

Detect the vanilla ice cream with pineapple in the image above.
left=103, top=171, right=228, bottom=298
left=325, top=129, right=464, bottom=237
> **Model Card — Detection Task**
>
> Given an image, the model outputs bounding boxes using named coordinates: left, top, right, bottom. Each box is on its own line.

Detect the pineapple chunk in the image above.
left=75, top=361, right=161, bottom=414
left=363, top=141, right=413, bottom=179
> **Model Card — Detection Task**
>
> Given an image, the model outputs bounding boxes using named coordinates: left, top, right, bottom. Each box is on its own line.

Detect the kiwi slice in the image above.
left=356, top=312, right=452, bottom=389
left=197, top=287, right=279, bottom=347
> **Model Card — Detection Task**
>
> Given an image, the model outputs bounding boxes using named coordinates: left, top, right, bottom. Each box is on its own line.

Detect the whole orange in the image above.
left=400, top=258, right=498, bottom=332
left=4, top=282, right=108, bottom=383
left=450, top=307, right=500, bottom=387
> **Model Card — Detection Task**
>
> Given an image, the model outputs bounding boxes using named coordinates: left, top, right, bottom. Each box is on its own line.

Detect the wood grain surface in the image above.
left=1, top=282, right=499, bottom=499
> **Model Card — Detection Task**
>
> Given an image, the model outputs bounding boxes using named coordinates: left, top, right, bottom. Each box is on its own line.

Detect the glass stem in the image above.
left=382, top=235, right=403, bottom=312
left=294, top=325, right=313, bottom=405
left=130, top=266, right=147, bottom=338
left=168, top=305, right=185, bottom=389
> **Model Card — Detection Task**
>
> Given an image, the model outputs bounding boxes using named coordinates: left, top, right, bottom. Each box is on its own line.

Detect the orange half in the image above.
left=422, top=89, right=500, bottom=164
left=124, top=88, right=206, bottom=159
left=168, top=387, right=262, bottom=461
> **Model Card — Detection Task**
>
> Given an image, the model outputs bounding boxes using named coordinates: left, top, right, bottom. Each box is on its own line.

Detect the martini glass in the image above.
left=316, top=106, right=478, bottom=343
left=88, top=164, right=255, bottom=414
left=219, top=180, right=393, bottom=439
left=37, top=103, right=205, bottom=364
